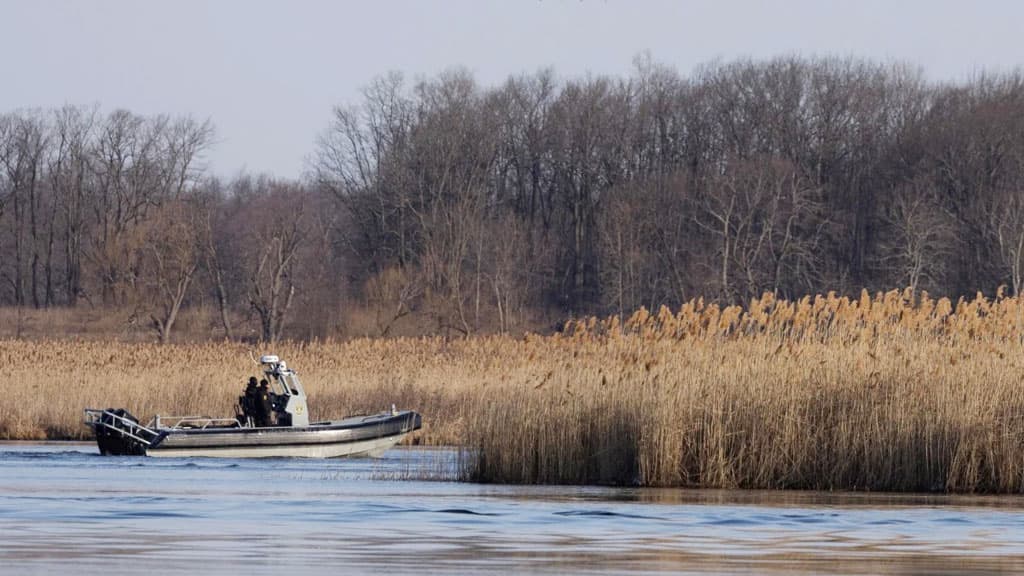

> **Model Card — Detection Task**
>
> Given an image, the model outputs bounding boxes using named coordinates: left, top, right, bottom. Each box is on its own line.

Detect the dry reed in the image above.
left=3, top=288, right=1024, bottom=493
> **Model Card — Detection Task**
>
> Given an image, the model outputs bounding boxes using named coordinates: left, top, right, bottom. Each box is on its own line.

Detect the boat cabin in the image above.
left=254, top=354, right=310, bottom=427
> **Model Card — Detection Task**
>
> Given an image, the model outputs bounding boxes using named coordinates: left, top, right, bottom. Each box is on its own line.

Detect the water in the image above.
left=2, top=443, right=1024, bottom=575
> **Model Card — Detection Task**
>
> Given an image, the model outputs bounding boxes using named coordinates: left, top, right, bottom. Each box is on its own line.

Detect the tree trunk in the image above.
left=205, top=236, right=235, bottom=340
left=13, top=188, right=24, bottom=306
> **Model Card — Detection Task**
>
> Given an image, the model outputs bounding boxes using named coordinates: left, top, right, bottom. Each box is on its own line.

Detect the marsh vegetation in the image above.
left=5, top=289, right=1024, bottom=493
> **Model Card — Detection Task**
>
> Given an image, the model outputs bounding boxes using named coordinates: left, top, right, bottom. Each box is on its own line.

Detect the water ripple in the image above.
left=1, top=443, right=1024, bottom=575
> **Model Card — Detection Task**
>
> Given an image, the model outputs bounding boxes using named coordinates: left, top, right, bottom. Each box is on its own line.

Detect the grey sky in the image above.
left=2, top=0, right=1022, bottom=179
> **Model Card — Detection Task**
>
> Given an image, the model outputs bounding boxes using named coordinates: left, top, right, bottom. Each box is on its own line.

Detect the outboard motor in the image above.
left=95, top=409, right=147, bottom=456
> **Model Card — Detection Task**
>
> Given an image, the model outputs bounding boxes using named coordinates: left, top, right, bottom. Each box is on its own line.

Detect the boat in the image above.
left=83, top=354, right=422, bottom=458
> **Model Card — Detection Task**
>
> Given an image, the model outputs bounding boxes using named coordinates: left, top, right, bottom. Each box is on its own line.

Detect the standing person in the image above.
left=241, top=377, right=258, bottom=425
left=257, top=379, right=275, bottom=427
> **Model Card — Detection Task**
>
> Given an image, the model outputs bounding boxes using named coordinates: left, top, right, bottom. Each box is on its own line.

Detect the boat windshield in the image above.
left=280, top=372, right=302, bottom=396
left=262, top=369, right=303, bottom=398
left=262, top=369, right=287, bottom=397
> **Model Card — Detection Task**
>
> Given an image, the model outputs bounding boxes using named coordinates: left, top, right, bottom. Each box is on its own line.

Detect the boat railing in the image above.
left=150, top=415, right=243, bottom=430
left=84, top=409, right=159, bottom=447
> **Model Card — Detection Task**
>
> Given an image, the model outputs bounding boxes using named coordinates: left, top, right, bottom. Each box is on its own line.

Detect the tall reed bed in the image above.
left=2, top=289, right=1024, bottom=492
left=464, top=289, right=1024, bottom=492
left=0, top=339, right=476, bottom=444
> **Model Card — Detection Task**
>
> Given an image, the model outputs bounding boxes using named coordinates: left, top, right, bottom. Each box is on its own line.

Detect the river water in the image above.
left=2, top=443, right=1023, bottom=575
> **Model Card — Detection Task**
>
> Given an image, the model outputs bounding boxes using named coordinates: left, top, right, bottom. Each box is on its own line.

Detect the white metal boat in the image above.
left=84, top=355, right=422, bottom=458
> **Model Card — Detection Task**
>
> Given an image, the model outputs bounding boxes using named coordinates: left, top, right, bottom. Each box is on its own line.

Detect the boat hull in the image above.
left=147, top=431, right=409, bottom=458
left=87, top=409, right=422, bottom=459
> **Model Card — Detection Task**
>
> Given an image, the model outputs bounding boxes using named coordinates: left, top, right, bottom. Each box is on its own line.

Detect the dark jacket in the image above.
left=257, top=384, right=273, bottom=425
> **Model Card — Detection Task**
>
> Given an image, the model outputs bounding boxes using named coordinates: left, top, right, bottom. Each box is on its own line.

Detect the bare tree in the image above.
left=88, top=111, right=212, bottom=304
left=246, top=185, right=308, bottom=343
left=695, top=158, right=822, bottom=300
left=983, top=185, right=1024, bottom=296
left=879, top=179, right=954, bottom=293
left=364, top=265, right=422, bottom=336
left=403, top=70, right=498, bottom=333
left=140, top=200, right=202, bottom=343
left=314, top=72, right=416, bottom=271
left=548, top=76, right=626, bottom=307
left=202, top=208, right=235, bottom=340
left=49, top=105, right=97, bottom=306
left=0, top=111, right=50, bottom=307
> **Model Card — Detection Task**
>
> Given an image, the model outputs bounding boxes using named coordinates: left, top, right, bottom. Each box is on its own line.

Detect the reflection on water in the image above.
left=1, top=443, right=1023, bottom=575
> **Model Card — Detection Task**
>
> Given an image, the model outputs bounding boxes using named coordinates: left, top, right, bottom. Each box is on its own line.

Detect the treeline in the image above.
left=3, top=56, right=1024, bottom=341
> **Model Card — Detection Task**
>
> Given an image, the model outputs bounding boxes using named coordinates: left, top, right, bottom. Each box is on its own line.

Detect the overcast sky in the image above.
left=2, top=0, right=1022, bottom=179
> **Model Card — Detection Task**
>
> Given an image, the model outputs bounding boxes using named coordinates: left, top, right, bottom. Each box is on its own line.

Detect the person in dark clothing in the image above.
left=244, top=377, right=258, bottom=414
left=256, top=379, right=275, bottom=427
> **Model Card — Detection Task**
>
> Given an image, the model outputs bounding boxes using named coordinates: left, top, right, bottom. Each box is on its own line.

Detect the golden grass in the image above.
left=3, top=288, right=1024, bottom=492
left=0, top=339, right=472, bottom=445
